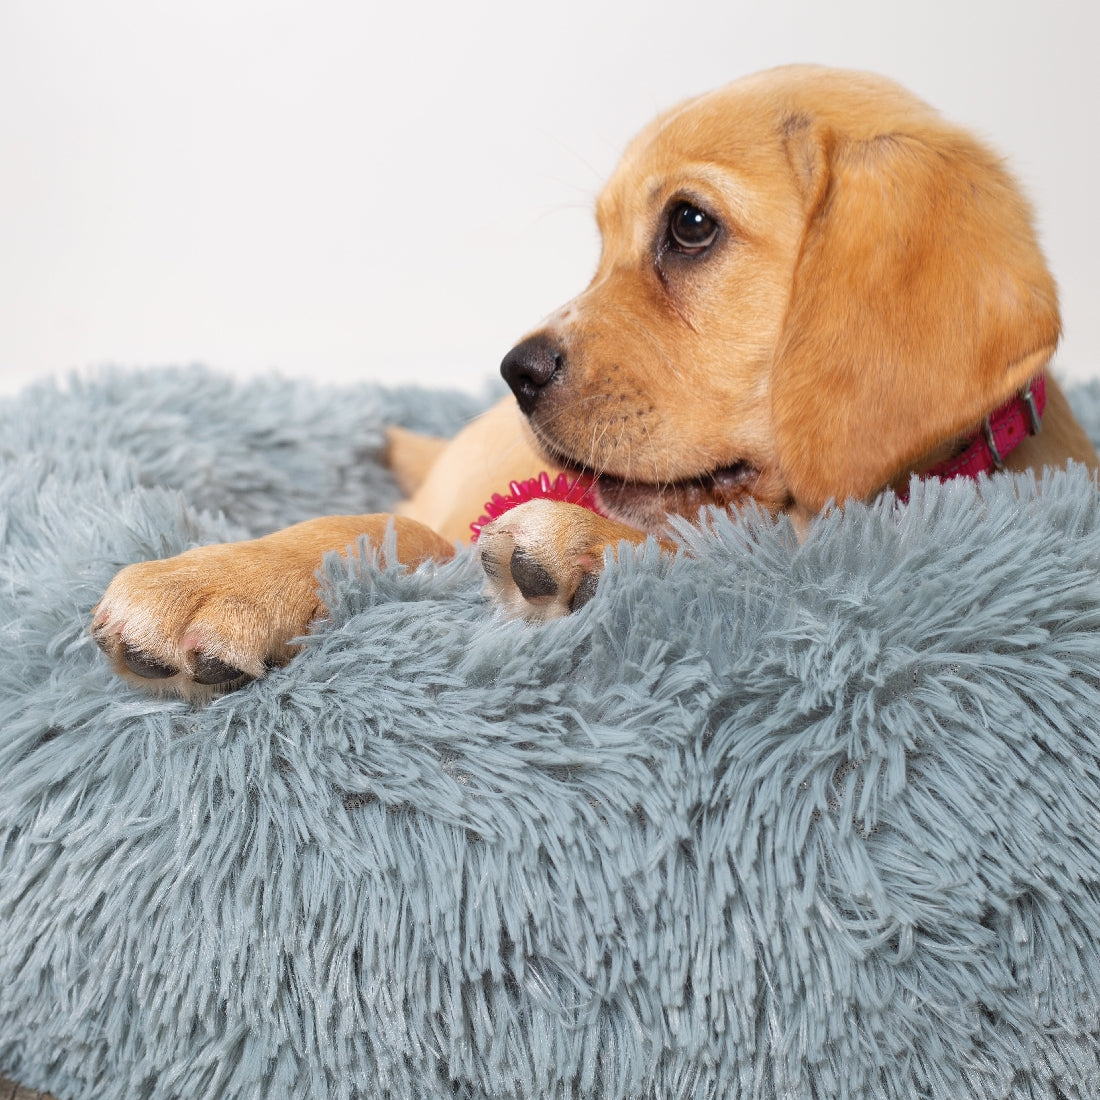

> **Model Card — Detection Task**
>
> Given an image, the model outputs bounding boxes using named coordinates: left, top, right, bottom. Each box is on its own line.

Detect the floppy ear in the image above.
left=771, top=123, right=1061, bottom=511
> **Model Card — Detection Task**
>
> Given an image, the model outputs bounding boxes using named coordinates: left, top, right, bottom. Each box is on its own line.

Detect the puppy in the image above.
left=93, top=65, right=1099, bottom=702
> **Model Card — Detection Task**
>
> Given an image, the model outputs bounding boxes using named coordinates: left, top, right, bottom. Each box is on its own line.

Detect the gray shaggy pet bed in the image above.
left=3, top=366, right=1100, bottom=1100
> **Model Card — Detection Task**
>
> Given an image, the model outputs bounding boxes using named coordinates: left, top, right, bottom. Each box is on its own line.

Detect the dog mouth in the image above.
left=546, top=446, right=763, bottom=530
left=596, top=461, right=760, bottom=511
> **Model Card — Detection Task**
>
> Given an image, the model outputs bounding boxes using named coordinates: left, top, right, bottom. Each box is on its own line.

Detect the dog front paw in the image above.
left=91, top=543, right=325, bottom=703
left=91, top=515, right=455, bottom=703
left=478, top=499, right=647, bottom=621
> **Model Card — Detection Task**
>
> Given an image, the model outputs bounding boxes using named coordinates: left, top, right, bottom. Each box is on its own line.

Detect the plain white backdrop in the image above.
left=1, top=0, right=1097, bottom=397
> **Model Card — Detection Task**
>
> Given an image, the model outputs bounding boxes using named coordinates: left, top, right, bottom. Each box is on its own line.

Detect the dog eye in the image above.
left=667, top=202, right=719, bottom=254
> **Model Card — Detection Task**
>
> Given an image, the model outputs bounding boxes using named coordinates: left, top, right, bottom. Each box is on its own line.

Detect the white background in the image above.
left=1, top=0, right=1097, bottom=398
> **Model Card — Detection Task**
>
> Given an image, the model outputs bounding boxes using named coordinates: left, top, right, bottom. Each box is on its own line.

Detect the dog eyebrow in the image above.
left=650, top=168, right=759, bottom=232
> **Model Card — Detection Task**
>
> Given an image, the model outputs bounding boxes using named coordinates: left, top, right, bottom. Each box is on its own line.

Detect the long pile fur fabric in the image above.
left=3, top=367, right=1100, bottom=1100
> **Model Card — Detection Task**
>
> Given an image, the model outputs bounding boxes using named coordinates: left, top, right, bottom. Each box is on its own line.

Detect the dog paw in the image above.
left=91, top=543, right=325, bottom=703
left=478, top=499, right=645, bottom=621
left=91, top=514, right=455, bottom=703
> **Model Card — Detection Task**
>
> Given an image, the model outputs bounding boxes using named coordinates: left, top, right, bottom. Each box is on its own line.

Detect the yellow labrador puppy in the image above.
left=93, top=65, right=1098, bottom=702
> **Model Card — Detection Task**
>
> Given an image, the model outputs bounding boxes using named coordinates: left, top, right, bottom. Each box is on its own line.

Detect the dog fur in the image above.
left=93, top=65, right=1099, bottom=702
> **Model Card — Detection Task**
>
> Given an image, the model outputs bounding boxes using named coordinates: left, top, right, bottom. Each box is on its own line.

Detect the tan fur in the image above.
left=93, top=65, right=1099, bottom=700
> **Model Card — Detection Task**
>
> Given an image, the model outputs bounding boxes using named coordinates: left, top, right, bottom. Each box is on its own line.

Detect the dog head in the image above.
left=500, top=65, right=1060, bottom=529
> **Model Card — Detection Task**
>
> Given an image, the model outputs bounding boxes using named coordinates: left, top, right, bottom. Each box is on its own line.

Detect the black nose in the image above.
left=500, top=334, right=566, bottom=415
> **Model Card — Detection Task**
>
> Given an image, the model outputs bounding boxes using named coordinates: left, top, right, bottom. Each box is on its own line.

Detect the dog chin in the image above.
left=591, top=463, right=763, bottom=534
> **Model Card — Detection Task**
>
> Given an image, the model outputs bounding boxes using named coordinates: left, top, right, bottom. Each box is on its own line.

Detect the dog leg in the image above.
left=385, top=425, right=450, bottom=496
left=478, top=499, right=661, bottom=620
left=92, top=515, right=453, bottom=703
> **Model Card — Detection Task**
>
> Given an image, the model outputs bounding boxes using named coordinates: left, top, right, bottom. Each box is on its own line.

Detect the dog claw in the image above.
left=191, top=653, right=249, bottom=686
left=122, top=645, right=179, bottom=680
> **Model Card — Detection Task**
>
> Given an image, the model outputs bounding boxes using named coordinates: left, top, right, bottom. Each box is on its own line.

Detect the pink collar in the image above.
left=897, top=374, right=1045, bottom=501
